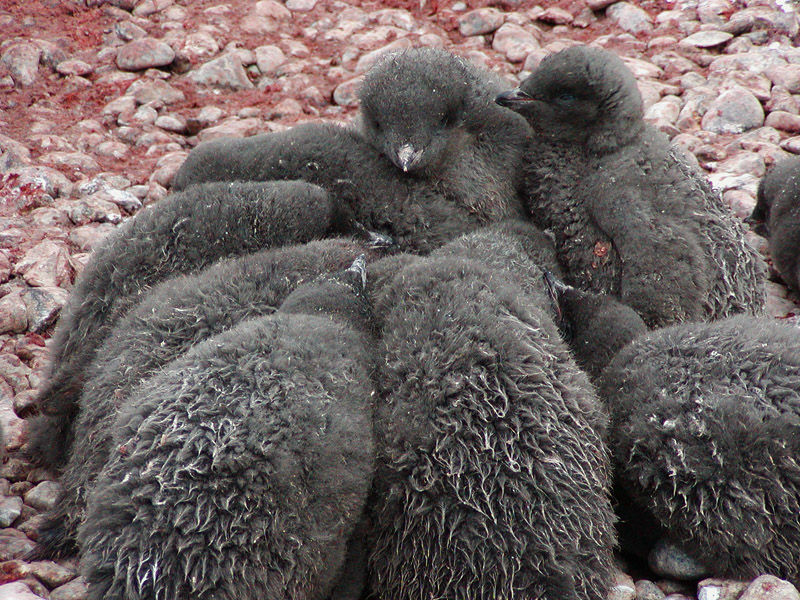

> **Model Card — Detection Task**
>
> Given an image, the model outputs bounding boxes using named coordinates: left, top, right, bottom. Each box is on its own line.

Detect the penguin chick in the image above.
left=496, top=45, right=766, bottom=327
left=549, top=278, right=800, bottom=586
left=368, top=236, right=615, bottom=600
left=748, top=155, right=800, bottom=295
left=29, top=238, right=369, bottom=560
left=173, top=49, right=531, bottom=253
left=24, top=180, right=348, bottom=466
left=356, top=47, right=530, bottom=218
left=78, top=257, right=376, bottom=600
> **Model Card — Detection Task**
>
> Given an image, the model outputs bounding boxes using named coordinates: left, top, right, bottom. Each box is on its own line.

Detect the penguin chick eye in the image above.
left=556, top=92, right=577, bottom=104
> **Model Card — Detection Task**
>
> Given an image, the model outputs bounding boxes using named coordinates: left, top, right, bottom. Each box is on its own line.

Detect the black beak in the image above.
left=495, top=88, right=536, bottom=109
left=543, top=270, right=568, bottom=320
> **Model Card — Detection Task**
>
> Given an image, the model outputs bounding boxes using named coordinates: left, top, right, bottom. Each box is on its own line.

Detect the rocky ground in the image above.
left=1, top=0, right=800, bottom=598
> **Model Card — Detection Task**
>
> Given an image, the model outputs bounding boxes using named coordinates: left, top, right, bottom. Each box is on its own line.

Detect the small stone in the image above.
left=116, top=38, right=176, bottom=71
left=636, top=579, right=666, bottom=600
left=24, top=481, right=64, bottom=512
left=115, top=20, right=148, bottom=41
left=492, top=23, right=540, bottom=63
left=724, top=189, right=757, bottom=220
left=458, top=8, right=504, bottom=36
left=0, top=292, right=27, bottom=335
left=0, top=497, right=23, bottom=528
left=645, top=100, right=681, bottom=124
left=69, top=223, right=117, bottom=252
left=55, top=59, right=93, bottom=77
left=181, top=31, right=220, bottom=60
left=767, top=64, right=800, bottom=95
left=781, top=136, right=800, bottom=154
left=608, top=570, right=636, bottom=600
left=702, top=86, right=765, bottom=134
left=697, top=578, right=749, bottom=600
left=0, top=530, right=36, bottom=561
left=188, top=53, right=255, bottom=90
left=38, top=151, right=99, bottom=172
left=14, top=241, right=73, bottom=289
left=537, top=7, right=574, bottom=25
left=679, top=30, right=733, bottom=48
left=286, top=0, right=317, bottom=11
left=0, top=43, right=41, bottom=87
left=765, top=111, right=800, bottom=134
left=606, top=2, right=653, bottom=35
left=254, top=45, right=286, bottom=76
left=739, top=575, right=800, bottom=600
left=49, top=577, right=88, bottom=600
left=132, top=0, right=173, bottom=17
left=255, top=0, right=291, bottom=19
left=150, top=151, right=189, bottom=187
left=154, top=114, right=186, bottom=134
left=125, top=78, right=185, bottom=105
left=21, top=287, right=69, bottom=333
left=648, top=539, right=710, bottom=581
left=333, top=76, right=363, bottom=107
left=585, top=0, right=616, bottom=9
left=65, top=195, right=123, bottom=226
left=27, top=561, right=77, bottom=588
left=0, top=582, right=45, bottom=600
left=195, top=117, right=262, bottom=143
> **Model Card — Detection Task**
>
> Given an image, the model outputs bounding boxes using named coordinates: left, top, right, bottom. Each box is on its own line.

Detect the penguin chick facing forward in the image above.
left=29, top=238, right=369, bottom=560
left=173, top=49, right=531, bottom=253
left=368, top=231, right=615, bottom=600
left=548, top=275, right=800, bottom=586
left=78, top=257, right=376, bottom=600
left=25, top=180, right=351, bottom=467
left=497, top=45, right=766, bottom=327
left=748, top=155, right=800, bottom=295
left=356, top=47, right=530, bottom=219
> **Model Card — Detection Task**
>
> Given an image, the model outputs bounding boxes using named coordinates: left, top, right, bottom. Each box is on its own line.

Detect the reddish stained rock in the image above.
left=0, top=530, right=36, bottom=562
left=187, top=53, right=254, bottom=90
left=458, top=8, right=505, bottom=36
left=14, top=241, right=74, bottom=289
left=739, top=575, right=800, bottom=600
left=55, top=60, right=93, bottom=77
left=765, top=111, right=800, bottom=134
left=0, top=581, right=45, bottom=600
left=0, top=293, right=27, bottom=336
left=536, top=7, right=574, bottom=25
left=492, top=23, right=540, bottom=63
left=0, top=43, right=41, bottom=87
left=49, top=577, right=88, bottom=600
left=21, top=287, right=69, bottom=334
left=116, top=38, right=176, bottom=72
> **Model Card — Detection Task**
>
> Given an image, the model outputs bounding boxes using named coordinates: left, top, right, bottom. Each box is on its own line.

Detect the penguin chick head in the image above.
left=496, top=45, right=644, bottom=154
left=747, top=157, right=800, bottom=238
left=279, top=255, right=374, bottom=333
left=543, top=271, right=647, bottom=379
left=357, top=48, right=474, bottom=175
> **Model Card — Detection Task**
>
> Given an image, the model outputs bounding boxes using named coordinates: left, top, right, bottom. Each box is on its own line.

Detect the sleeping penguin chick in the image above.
left=496, top=45, right=766, bottom=328
left=367, top=236, right=615, bottom=600
left=23, top=180, right=350, bottom=465
left=173, top=49, right=531, bottom=254
left=29, top=238, right=370, bottom=560
left=748, top=155, right=800, bottom=295
left=78, top=257, right=376, bottom=600
left=548, top=277, right=800, bottom=586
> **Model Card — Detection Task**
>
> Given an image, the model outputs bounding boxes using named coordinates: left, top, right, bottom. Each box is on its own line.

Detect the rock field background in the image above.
left=1, top=0, right=800, bottom=598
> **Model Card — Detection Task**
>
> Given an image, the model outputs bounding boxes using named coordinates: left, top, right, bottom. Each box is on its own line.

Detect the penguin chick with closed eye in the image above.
left=79, top=257, right=377, bottom=600
left=747, top=155, right=800, bottom=296
left=547, top=274, right=800, bottom=587
left=29, top=238, right=371, bottom=561
left=23, top=180, right=356, bottom=468
left=497, top=45, right=766, bottom=328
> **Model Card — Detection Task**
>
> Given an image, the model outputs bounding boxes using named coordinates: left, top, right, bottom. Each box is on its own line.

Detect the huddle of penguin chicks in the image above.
left=20, top=43, right=796, bottom=599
